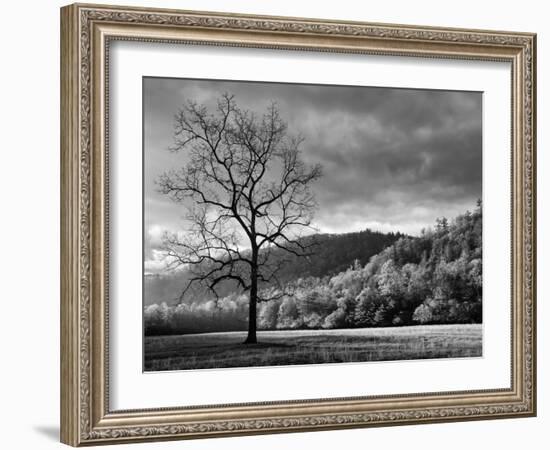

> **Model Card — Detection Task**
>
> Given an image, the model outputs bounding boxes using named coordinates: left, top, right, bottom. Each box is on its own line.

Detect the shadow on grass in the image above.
left=242, top=342, right=291, bottom=348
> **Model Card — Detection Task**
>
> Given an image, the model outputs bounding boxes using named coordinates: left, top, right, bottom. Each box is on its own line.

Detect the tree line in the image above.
left=145, top=203, right=482, bottom=335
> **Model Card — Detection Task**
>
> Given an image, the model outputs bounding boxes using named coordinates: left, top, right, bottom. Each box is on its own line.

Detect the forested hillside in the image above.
left=145, top=203, right=482, bottom=335
left=144, top=228, right=402, bottom=306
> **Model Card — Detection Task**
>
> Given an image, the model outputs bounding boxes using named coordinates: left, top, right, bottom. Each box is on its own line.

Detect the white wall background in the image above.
left=0, top=1, right=546, bottom=449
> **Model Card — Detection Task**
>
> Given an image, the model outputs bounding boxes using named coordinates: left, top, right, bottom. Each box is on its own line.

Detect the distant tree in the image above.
left=376, top=259, right=404, bottom=298
left=436, top=217, right=449, bottom=233
left=258, top=299, right=281, bottom=330
left=158, top=93, right=322, bottom=343
left=412, top=303, right=434, bottom=324
left=277, top=297, right=303, bottom=329
left=323, top=307, right=347, bottom=329
left=354, top=287, right=378, bottom=326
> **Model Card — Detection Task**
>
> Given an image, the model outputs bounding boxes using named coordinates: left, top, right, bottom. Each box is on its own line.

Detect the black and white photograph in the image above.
left=143, top=77, right=483, bottom=372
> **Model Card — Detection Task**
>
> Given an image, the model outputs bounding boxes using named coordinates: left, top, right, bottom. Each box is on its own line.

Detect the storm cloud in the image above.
left=143, top=77, right=482, bottom=270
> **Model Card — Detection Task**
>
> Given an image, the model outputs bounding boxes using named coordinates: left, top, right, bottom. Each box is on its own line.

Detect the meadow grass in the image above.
left=144, top=324, right=482, bottom=371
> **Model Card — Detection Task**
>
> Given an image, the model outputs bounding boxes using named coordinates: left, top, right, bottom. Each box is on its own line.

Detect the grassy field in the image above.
left=144, top=324, right=482, bottom=371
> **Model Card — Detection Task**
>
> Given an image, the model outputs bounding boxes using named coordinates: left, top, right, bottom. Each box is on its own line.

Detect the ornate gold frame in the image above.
left=60, top=3, right=536, bottom=446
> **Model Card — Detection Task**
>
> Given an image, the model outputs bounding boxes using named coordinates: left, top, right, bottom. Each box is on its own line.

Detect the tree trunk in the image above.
left=244, top=256, right=258, bottom=344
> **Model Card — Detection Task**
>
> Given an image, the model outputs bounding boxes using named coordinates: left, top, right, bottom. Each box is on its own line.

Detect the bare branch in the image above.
left=157, top=93, right=323, bottom=315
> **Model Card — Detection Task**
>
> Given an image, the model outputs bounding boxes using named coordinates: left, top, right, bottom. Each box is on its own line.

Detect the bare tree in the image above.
left=157, top=93, right=322, bottom=344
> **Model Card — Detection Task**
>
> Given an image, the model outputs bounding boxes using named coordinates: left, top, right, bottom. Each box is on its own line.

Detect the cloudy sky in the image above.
left=143, top=77, right=482, bottom=273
